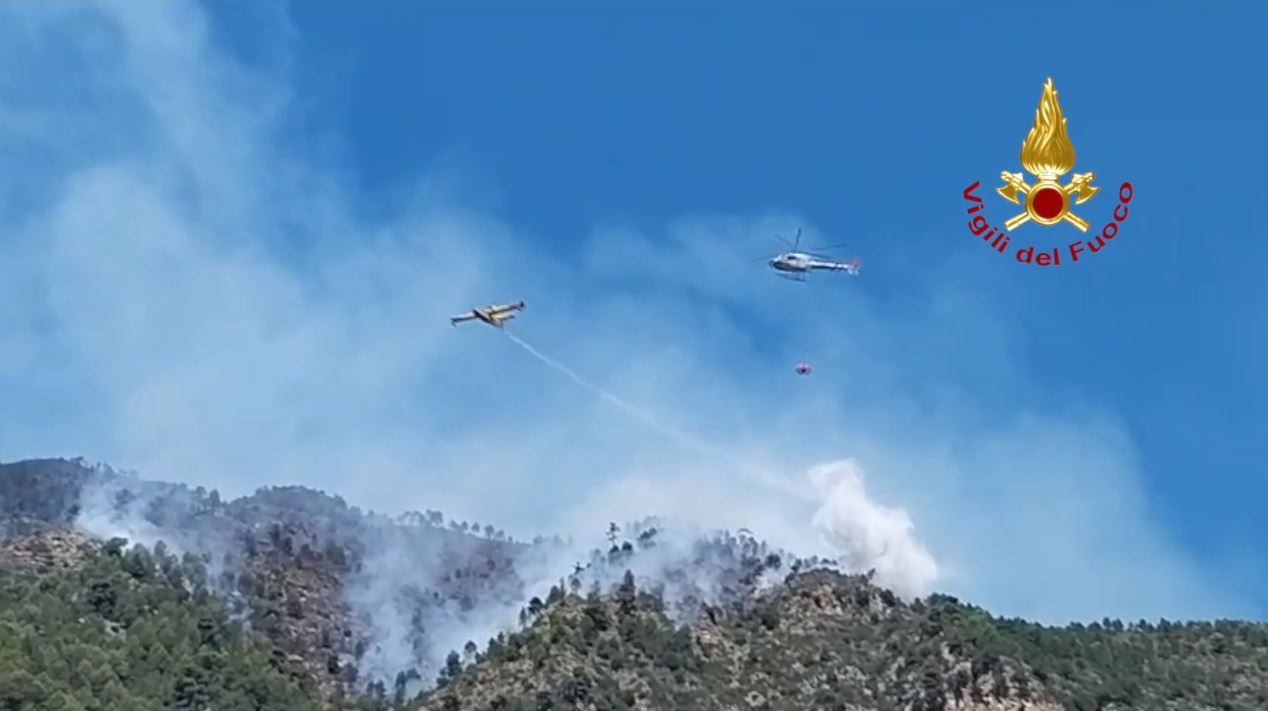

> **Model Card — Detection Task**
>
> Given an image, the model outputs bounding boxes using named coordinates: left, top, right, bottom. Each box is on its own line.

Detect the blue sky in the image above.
left=2, top=1, right=1266, bottom=623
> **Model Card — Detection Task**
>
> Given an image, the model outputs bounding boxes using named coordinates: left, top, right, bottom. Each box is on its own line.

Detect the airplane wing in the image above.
left=451, top=301, right=522, bottom=326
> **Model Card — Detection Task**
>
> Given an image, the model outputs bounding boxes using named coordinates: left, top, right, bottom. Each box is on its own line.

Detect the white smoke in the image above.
left=809, top=459, right=938, bottom=598
left=502, top=328, right=941, bottom=598
left=74, top=475, right=170, bottom=550
left=2, top=1, right=1252, bottom=656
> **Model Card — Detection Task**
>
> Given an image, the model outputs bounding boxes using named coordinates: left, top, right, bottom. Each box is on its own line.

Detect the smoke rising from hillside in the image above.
left=75, top=476, right=169, bottom=550
left=809, top=459, right=938, bottom=598
left=56, top=457, right=842, bottom=691
left=503, top=328, right=939, bottom=598
left=0, top=1, right=1258, bottom=674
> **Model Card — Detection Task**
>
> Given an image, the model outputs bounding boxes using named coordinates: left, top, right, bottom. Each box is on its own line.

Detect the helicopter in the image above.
left=760, top=228, right=860, bottom=281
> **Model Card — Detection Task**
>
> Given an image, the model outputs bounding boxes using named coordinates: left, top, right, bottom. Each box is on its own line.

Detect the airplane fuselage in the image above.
left=475, top=309, right=508, bottom=327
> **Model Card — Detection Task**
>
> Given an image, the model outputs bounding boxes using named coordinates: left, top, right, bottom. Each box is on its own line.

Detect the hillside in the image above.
left=2, top=458, right=1267, bottom=710
left=420, top=569, right=1268, bottom=710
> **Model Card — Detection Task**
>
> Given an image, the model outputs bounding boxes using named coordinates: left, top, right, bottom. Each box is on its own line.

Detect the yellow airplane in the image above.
left=449, top=301, right=525, bottom=328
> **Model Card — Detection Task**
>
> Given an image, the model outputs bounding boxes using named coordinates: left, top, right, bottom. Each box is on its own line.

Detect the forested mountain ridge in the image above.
left=2, top=457, right=1267, bottom=711
left=0, top=457, right=537, bottom=706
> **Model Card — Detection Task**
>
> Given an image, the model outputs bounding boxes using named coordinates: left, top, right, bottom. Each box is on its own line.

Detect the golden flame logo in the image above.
left=996, top=77, right=1098, bottom=232
left=1020, top=78, right=1076, bottom=180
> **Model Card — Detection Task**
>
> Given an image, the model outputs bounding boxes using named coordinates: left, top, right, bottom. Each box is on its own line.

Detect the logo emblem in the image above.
left=962, top=77, right=1133, bottom=268
left=996, top=78, right=1098, bottom=232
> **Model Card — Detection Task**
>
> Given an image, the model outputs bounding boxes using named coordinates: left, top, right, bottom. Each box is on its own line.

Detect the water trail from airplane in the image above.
left=502, top=329, right=810, bottom=502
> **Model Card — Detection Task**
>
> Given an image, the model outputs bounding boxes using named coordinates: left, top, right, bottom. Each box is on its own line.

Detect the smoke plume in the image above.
left=808, top=459, right=939, bottom=598
left=2, top=5, right=1253, bottom=679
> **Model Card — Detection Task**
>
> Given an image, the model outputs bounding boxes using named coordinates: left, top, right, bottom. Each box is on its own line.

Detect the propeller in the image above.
left=806, top=241, right=850, bottom=252
left=804, top=242, right=851, bottom=260
left=765, top=228, right=850, bottom=262
left=773, top=228, right=850, bottom=256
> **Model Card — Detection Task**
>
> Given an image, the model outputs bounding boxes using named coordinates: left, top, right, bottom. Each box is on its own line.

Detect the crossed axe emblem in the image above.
left=996, top=171, right=1100, bottom=232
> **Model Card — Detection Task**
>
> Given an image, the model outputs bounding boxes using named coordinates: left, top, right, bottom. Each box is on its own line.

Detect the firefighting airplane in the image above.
left=761, top=228, right=861, bottom=281
left=449, top=301, right=525, bottom=328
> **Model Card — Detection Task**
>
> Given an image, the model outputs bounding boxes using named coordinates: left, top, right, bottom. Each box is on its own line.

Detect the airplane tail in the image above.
left=848, top=257, right=861, bottom=274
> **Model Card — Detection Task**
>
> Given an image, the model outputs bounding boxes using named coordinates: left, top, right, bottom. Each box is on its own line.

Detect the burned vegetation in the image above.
left=3, top=458, right=1268, bottom=711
